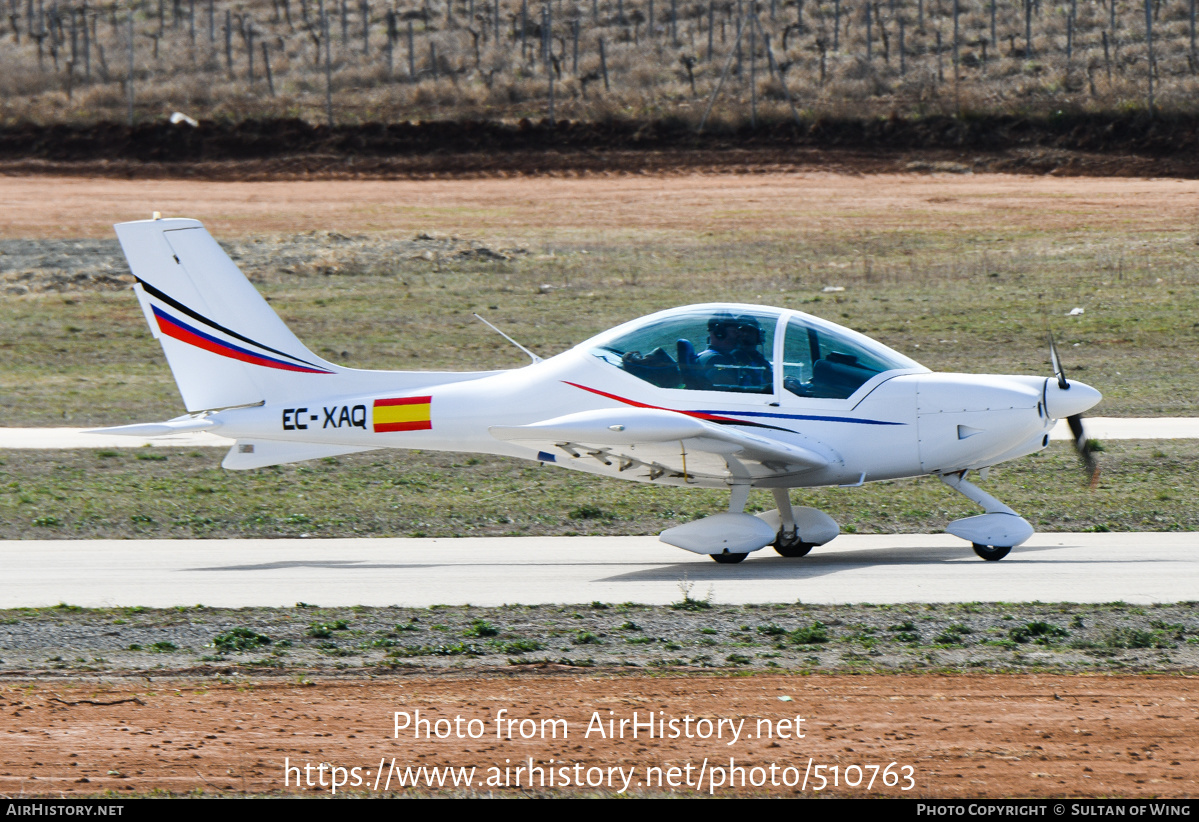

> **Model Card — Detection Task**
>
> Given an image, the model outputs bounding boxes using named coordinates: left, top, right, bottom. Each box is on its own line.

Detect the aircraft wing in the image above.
left=490, top=407, right=828, bottom=484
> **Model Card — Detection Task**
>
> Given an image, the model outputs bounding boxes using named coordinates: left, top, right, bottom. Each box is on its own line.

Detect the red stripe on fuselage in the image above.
left=561, top=381, right=742, bottom=423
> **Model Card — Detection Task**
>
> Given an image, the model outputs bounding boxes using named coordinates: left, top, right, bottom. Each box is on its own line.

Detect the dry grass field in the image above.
left=2, top=172, right=1198, bottom=539
left=3, top=172, right=1198, bottom=417
left=2, top=0, right=1197, bottom=128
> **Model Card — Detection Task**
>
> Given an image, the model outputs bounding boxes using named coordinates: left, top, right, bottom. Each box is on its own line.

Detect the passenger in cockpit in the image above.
left=698, top=314, right=772, bottom=392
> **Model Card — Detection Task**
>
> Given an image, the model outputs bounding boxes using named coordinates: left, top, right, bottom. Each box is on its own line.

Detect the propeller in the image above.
left=1046, top=331, right=1099, bottom=486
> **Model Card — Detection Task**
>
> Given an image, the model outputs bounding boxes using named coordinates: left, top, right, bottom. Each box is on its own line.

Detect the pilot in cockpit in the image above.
left=697, top=314, right=772, bottom=392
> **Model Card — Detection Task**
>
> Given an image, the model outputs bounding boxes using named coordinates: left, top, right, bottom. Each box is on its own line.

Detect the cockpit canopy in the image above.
left=588, top=305, right=924, bottom=400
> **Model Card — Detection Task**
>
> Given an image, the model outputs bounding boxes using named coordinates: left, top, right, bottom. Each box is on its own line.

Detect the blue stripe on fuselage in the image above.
left=695, top=409, right=905, bottom=426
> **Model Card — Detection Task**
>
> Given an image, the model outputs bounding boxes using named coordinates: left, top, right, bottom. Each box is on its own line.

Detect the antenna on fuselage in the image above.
left=472, top=313, right=543, bottom=365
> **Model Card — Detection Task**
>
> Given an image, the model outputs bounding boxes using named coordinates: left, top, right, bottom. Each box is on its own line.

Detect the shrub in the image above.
left=790, top=622, right=830, bottom=644
left=464, top=619, right=499, bottom=638
left=307, top=620, right=350, bottom=638
left=1105, top=627, right=1171, bottom=649
left=1009, top=621, right=1069, bottom=645
left=935, top=624, right=974, bottom=645
left=213, top=627, right=273, bottom=652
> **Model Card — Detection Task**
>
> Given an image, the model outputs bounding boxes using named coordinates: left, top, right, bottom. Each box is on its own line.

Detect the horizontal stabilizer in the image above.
left=87, top=417, right=219, bottom=438
left=222, top=440, right=380, bottom=470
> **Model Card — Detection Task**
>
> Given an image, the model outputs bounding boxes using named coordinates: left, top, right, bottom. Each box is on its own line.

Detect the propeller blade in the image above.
left=1048, top=330, right=1097, bottom=483
left=1047, top=331, right=1069, bottom=390
left=1067, top=413, right=1099, bottom=487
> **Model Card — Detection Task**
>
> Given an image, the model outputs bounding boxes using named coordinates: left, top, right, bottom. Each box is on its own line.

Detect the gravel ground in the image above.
left=2, top=601, right=1197, bottom=679
left=0, top=234, right=523, bottom=296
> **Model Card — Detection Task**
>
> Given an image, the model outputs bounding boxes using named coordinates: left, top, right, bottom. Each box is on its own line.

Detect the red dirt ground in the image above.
left=3, top=673, right=1196, bottom=797
left=4, top=170, right=1199, bottom=240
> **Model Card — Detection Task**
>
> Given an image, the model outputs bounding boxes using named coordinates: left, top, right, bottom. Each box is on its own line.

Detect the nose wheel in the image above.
left=940, top=473, right=1031, bottom=562
left=972, top=543, right=1012, bottom=561
left=711, top=551, right=748, bottom=564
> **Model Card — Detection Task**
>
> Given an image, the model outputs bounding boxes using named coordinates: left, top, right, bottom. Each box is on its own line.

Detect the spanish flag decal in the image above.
left=373, top=396, right=432, bottom=433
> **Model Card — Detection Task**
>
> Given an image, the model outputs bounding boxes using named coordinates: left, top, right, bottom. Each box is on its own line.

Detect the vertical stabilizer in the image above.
left=115, top=218, right=340, bottom=411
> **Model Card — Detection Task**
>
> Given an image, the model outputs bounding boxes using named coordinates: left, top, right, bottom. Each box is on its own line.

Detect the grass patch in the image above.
left=1, top=601, right=1197, bottom=674
left=4, top=430, right=1199, bottom=543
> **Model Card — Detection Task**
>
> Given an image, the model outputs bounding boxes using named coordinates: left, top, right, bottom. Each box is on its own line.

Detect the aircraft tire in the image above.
left=972, top=543, right=1012, bottom=561
left=773, top=532, right=815, bottom=558
left=711, top=551, right=749, bottom=564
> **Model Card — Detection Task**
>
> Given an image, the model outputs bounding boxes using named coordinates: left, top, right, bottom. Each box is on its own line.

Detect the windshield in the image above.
left=781, top=315, right=922, bottom=399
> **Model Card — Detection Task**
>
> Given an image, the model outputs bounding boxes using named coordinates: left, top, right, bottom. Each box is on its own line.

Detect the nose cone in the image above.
left=1044, top=379, right=1102, bottom=420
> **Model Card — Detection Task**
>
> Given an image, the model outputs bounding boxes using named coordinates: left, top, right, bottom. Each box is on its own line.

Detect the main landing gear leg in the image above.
left=772, top=488, right=797, bottom=540
left=770, top=488, right=816, bottom=558
left=940, top=471, right=1034, bottom=561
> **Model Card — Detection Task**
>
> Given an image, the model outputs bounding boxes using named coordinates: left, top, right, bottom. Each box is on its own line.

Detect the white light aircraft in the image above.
left=96, top=217, right=1102, bottom=563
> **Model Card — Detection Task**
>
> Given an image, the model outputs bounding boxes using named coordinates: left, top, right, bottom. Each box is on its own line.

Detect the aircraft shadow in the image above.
left=183, top=560, right=437, bottom=572
left=601, top=540, right=1075, bottom=583
left=180, top=541, right=1081, bottom=579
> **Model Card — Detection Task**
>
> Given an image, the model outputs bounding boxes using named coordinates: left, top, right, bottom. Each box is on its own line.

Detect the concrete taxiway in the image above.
left=2, top=418, right=1199, bottom=449
left=2, top=533, right=1193, bottom=608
